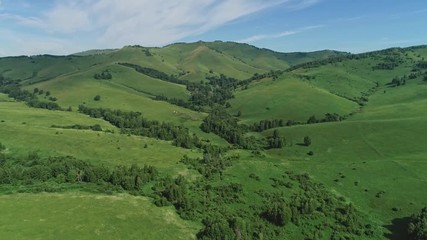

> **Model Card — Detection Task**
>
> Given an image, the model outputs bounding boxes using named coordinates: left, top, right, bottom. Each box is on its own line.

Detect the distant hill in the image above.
left=73, top=49, right=118, bottom=56
left=0, top=41, right=346, bottom=83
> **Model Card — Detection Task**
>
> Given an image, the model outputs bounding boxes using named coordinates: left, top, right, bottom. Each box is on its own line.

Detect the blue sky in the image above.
left=0, top=0, right=426, bottom=56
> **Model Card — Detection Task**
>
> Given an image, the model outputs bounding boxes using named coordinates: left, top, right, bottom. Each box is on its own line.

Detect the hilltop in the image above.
left=0, top=42, right=426, bottom=240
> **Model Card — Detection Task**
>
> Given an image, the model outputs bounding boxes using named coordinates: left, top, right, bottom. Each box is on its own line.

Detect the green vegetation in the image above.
left=0, top=193, right=198, bottom=240
left=408, top=207, right=427, bottom=240
left=0, top=42, right=426, bottom=239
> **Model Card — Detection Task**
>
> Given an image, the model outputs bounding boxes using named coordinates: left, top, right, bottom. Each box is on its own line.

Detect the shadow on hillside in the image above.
left=383, top=217, right=411, bottom=240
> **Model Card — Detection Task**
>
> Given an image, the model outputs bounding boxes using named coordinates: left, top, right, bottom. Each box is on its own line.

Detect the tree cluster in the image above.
left=389, top=76, right=407, bottom=87
left=267, top=130, right=285, bottom=149
left=372, top=54, right=404, bottom=70
left=200, top=107, right=249, bottom=148
left=0, top=85, right=61, bottom=110
left=93, top=70, right=112, bottom=80
left=180, top=146, right=234, bottom=179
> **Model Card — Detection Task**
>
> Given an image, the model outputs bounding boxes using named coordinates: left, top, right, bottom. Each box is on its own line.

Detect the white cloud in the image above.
left=43, top=3, right=92, bottom=34
left=0, top=0, right=322, bottom=55
left=72, top=0, right=289, bottom=47
left=238, top=25, right=323, bottom=43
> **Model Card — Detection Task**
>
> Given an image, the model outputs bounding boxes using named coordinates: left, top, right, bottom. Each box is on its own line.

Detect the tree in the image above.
left=303, top=136, right=312, bottom=146
left=94, top=95, right=101, bottom=101
left=408, top=207, right=427, bottom=240
left=307, top=115, right=318, bottom=124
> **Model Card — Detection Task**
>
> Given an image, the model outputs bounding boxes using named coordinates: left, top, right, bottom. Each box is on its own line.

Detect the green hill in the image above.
left=0, top=42, right=427, bottom=240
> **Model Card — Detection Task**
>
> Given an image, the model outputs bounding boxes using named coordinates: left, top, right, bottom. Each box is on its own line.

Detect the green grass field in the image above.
left=230, top=76, right=359, bottom=123
left=0, top=192, right=200, bottom=240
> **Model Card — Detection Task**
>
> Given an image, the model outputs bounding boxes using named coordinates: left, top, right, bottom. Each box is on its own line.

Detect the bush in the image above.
left=94, top=95, right=101, bottom=101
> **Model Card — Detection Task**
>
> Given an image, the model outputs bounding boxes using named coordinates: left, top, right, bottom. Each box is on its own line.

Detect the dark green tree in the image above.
left=408, top=207, right=427, bottom=240
left=307, top=115, right=318, bottom=124
left=304, top=136, right=312, bottom=146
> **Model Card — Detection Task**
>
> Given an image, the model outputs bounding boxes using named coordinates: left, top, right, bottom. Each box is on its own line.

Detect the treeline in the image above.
left=51, top=124, right=102, bottom=132
left=119, top=62, right=188, bottom=85
left=248, top=113, right=344, bottom=132
left=247, top=70, right=282, bottom=82
left=0, top=152, right=157, bottom=193
left=78, top=105, right=200, bottom=149
left=154, top=95, right=200, bottom=111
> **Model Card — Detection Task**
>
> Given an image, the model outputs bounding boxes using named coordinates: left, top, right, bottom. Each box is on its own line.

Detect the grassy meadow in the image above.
left=230, top=76, right=359, bottom=123
left=0, top=192, right=200, bottom=240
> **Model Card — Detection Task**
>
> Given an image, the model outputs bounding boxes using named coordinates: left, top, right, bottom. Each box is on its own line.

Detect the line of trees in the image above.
left=246, top=113, right=344, bottom=132
left=0, top=152, right=157, bottom=193
left=119, top=62, right=188, bottom=85
left=78, top=105, right=201, bottom=149
left=51, top=124, right=102, bottom=131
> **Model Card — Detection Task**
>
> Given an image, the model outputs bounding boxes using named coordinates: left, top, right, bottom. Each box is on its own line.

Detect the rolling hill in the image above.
left=0, top=42, right=426, bottom=240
